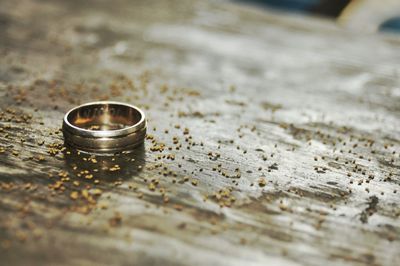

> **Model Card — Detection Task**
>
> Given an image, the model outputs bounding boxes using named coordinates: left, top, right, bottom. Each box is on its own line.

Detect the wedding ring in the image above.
left=62, top=101, right=146, bottom=153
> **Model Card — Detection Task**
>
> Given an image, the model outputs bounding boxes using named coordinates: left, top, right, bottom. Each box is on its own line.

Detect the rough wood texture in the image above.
left=0, top=0, right=399, bottom=265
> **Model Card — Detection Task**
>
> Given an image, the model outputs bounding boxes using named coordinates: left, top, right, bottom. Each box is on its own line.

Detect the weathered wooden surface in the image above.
left=0, top=0, right=399, bottom=265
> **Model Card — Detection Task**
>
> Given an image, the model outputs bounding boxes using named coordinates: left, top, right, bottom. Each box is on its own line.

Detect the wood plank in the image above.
left=0, top=0, right=399, bottom=265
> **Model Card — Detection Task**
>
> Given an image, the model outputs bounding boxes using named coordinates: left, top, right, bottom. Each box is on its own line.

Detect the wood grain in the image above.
left=0, top=0, right=399, bottom=265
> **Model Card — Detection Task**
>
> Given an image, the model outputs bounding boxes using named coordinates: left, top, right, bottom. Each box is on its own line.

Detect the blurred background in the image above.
left=236, top=0, right=400, bottom=33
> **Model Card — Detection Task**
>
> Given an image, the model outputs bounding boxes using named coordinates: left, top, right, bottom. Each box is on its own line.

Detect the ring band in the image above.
left=62, top=101, right=147, bottom=153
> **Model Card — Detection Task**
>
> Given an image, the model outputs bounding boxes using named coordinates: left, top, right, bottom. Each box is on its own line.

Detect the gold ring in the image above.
left=62, top=101, right=147, bottom=153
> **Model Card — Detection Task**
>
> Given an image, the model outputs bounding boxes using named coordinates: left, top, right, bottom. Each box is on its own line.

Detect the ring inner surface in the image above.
left=68, top=103, right=141, bottom=131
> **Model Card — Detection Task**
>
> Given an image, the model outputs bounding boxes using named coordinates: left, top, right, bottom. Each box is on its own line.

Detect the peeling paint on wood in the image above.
left=0, top=0, right=399, bottom=265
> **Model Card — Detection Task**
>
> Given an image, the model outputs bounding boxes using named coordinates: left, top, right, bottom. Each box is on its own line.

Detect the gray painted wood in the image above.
left=0, top=0, right=399, bottom=265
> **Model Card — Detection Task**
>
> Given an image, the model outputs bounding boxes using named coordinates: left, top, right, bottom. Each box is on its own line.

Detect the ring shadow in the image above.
left=63, top=143, right=146, bottom=183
